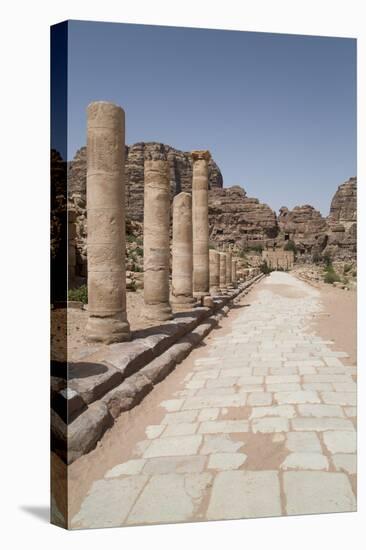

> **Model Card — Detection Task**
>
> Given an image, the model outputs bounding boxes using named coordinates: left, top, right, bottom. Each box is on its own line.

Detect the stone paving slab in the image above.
left=284, top=472, right=356, bottom=515
left=71, top=272, right=357, bottom=528
left=206, top=471, right=281, bottom=520
left=127, top=473, right=212, bottom=525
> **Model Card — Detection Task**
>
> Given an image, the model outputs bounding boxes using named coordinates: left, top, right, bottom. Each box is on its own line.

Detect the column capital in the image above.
left=191, top=150, right=211, bottom=162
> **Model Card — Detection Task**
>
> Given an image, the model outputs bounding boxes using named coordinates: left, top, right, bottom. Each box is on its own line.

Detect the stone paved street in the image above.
left=71, top=272, right=357, bottom=529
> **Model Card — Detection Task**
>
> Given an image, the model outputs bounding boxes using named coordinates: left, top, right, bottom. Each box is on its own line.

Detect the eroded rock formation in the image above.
left=277, top=204, right=328, bottom=257
left=325, top=177, right=357, bottom=259
left=208, top=186, right=278, bottom=248
left=69, top=142, right=223, bottom=222
left=61, top=143, right=358, bottom=282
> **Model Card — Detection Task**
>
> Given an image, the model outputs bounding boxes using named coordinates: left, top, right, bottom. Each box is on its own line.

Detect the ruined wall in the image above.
left=262, top=249, right=294, bottom=270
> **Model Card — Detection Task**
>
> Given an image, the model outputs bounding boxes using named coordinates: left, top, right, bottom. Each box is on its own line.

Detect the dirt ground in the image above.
left=309, top=282, right=356, bottom=366
left=51, top=290, right=162, bottom=361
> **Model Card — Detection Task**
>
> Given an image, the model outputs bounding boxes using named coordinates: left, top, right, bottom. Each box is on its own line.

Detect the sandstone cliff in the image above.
left=278, top=204, right=328, bottom=256
left=54, top=145, right=357, bottom=287
left=68, top=142, right=223, bottom=222
left=209, top=186, right=278, bottom=248
left=324, top=177, right=357, bottom=259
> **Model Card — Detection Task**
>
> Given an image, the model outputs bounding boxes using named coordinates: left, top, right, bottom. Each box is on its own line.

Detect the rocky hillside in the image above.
left=209, top=186, right=278, bottom=248
left=325, top=177, right=357, bottom=260
left=52, top=145, right=357, bottom=288
left=329, top=177, right=357, bottom=227
left=278, top=204, right=328, bottom=257
left=68, top=142, right=223, bottom=222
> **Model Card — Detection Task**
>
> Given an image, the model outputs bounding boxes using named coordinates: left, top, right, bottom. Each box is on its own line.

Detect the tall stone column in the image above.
left=68, top=209, right=76, bottom=289
left=85, top=101, right=130, bottom=343
left=192, top=150, right=211, bottom=299
left=209, top=249, right=220, bottom=295
left=232, top=258, right=237, bottom=288
left=226, top=250, right=233, bottom=288
left=171, top=192, right=194, bottom=311
left=143, top=157, right=173, bottom=321
left=219, top=252, right=227, bottom=292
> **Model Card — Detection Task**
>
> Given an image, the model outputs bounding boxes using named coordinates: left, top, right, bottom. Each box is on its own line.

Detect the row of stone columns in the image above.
left=85, top=102, right=241, bottom=343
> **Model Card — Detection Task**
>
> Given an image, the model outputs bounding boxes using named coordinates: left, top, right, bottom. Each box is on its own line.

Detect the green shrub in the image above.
left=260, top=261, right=272, bottom=275
left=343, top=264, right=352, bottom=274
left=323, top=252, right=332, bottom=267
left=68, top=284, right=88, bottom=304
left=284, top=240, right=297, bottom=254
left=134, top=246, right=143, bottom=257
left=323, top=269, right=340, bottom=284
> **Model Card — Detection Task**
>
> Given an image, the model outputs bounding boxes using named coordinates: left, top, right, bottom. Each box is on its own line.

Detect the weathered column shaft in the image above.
left=68, top=209, right=76, bottom=289
left=219, top=252, right=227, bottom=291
left=209, top=249, right=220, bottom=295
left=226, top=250, right=233, bottom=287
left=232, top=258, right=237, bottom=287
left=171, top=192, right=194, bottom=310
left=192, top=150, right=210, bottom=298
left=85, top=101, right=130, bottom=343
left=143, top=158, right=173, bottom=321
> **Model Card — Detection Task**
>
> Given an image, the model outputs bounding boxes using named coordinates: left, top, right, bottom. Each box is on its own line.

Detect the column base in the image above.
left=202, top=295, right=214, bottom=308
left=144, top=302, right=173, bottom=322
left=171, top=295, right=196, bottom=313
left=193, top=291, right=210, bottom=299
left=85, top=313, right=131, bottom=344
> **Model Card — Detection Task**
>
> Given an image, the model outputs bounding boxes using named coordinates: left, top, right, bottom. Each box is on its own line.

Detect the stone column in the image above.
left=171, top=192, right=194, bottom=311
left=68, top=209, right=76, bottom=289
left=192, top=150, right=211, bottom=299
left=85, top=101, right=130, bottom=343
left=232, top=258, right=237, bottom=288
left=219, top=252, right=227, bottom=292
left=226, top=250, right=233, bottom=288
left=143, top=157, right=173, bottom=321
left=209, top=249, right=220, bottom=295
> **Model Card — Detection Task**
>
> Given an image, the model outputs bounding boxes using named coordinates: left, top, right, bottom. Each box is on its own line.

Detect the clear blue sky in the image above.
left=58, top=20, right=356, bottom=215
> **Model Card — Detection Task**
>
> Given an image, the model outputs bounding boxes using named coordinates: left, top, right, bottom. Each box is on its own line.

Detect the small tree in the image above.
left=322, top=252, right=332, bottom=267
left=260, top=261, right=272, bottom=275
left=323, top=269, right=340, bottom=284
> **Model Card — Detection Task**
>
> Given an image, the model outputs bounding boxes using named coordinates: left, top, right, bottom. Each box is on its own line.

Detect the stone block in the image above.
left=207, top=471, right=281, bottom=519
left=283, top=471, right=356, bottom=514
left=68, top=401, right=113, bottom=464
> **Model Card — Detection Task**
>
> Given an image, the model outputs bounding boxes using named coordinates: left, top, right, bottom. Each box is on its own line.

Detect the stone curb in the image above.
left=52, top=273, right=264, bottom=464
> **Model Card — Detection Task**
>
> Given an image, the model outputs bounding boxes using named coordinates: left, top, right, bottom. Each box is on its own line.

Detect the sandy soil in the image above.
left=51, top=290, right=165, bottom=361
left=307, top=282, right=356, bottom=366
